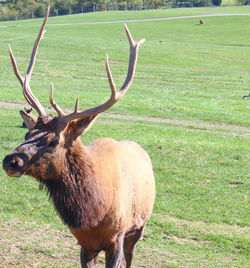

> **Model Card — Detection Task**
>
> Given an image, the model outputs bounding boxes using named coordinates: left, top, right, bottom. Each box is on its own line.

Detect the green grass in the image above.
left=0, top=107, right=249, bottom=267
left=0, top=7, right=249, bottom=268
left=0, top=7, right=250, bottom=127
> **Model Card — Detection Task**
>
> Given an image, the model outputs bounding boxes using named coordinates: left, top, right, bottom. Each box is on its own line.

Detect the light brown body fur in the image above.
left=70, top=138, right=155, bottom=253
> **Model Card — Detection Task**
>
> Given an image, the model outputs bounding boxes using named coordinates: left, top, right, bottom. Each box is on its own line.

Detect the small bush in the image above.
left=193, top=0, right=210, bottom=7
left=212, top=0, right=222, bottom=5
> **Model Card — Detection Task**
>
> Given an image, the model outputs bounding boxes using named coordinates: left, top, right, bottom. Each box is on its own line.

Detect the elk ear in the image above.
left=65, top=115, right=98, bottom=140
left=20, top=110, right=37, bottom=130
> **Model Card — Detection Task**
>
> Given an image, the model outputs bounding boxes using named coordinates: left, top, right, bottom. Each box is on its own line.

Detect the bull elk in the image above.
left=2, top=6, right=155, bottom=268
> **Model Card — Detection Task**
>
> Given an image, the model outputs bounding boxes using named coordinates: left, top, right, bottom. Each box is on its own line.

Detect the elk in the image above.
left=22, top=107, right=34, bottom=128
left=2, top=6, right=155, bottom=268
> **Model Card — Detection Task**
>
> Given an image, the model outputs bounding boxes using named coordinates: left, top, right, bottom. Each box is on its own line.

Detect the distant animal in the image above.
left=22, top=107, right=36, bottom=128
left=200, top=19, right=204, bottom=25
left=243, top=93, right=250, bottom=100
left=3, top=6, right=155, bottom=268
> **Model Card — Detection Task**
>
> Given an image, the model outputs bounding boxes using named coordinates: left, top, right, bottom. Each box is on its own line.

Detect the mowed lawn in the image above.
left=0, top=6, right=249, bottom=267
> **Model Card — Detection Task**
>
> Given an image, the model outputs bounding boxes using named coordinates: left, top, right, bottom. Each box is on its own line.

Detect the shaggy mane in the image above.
left=40, top=148, right=107, bottom=229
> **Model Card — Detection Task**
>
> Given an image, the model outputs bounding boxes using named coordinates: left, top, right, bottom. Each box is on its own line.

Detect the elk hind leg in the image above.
left=80, top=248, right=99, bottom=268
left=105, top=232, right=126, bottom=268
left=123, top=225, right=145, bottom=268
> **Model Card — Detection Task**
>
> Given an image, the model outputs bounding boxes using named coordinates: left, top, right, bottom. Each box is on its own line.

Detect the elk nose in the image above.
left=2, top=154, right=25, bottom=172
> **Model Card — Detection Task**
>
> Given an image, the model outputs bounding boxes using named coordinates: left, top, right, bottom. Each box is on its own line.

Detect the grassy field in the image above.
left=0, top=7, right=250, bottom=126
left=0, top=6, right=249, bottom=268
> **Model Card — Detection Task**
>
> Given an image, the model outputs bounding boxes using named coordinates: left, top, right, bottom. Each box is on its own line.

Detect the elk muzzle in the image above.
left=3, top=153, right=28, bottom=177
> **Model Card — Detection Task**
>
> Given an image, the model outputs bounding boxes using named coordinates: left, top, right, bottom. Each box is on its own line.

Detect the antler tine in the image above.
left=9, top=44, right=45, bottom=111
left=60, top=24, right=145, bottom=123
left=26, top=7, right=49, bottom=78
left=118, top=24, right=145, bottom=99
left=74, top=98, right=79, bottom=113
left=50, top=82, right=66, bottom=116
left=8, top=45, right=24, bottom=86
left=21, top=5, right=50, bottom=117
left=8, top=44, right=35, bottom=108
left=105, top=53, right=117, bottom=100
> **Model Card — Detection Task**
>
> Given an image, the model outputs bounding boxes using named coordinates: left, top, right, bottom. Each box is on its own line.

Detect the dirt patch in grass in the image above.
left=133, top=246, right=169, bottom=268
left=0, top=220, right=80, bottom=267
left=167, top=216, right=250, bottom=239
left=95, top=59, right=125, bottom=64
left=166, top=235, right=202, bottom=246
left=1, top=101, right=249, bottom=133
left=0, top=220, right=163, bottom=268
left=187, top=50, right=250, bottom=63
left=0, top=102, right=249, bottom=139
left=96, top=119, right=136, bottom=125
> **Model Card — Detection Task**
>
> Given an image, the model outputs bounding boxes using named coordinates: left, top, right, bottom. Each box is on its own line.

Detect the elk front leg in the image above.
left=105, top=233, right=126, bottom=268
left=123, top=225, right=145, bottom=268
left=80, top=248, right=99, bottom=268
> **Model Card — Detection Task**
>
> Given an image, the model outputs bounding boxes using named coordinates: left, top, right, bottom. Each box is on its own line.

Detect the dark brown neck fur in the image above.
left=41, top=142, right=107, bottom=229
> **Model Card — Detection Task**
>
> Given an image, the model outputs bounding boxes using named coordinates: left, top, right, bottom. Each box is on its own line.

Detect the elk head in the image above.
left=2, top=6, right=145, bottom=181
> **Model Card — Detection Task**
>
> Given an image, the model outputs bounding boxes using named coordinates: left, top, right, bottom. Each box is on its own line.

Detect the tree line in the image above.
left=0, top=0, right=249, bottom=21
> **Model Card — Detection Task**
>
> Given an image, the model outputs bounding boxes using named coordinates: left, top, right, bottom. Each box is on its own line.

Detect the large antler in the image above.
left=8, top=6, right=50, bottom=117
left=50, top=24, right=145, bottom=123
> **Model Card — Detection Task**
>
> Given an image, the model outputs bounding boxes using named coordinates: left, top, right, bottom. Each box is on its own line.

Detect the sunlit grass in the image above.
left=0, top=7, right=249, bottom=267
left=0, top=8, right=249, bottom=127
left=0, top=105, right=249, bottom=267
